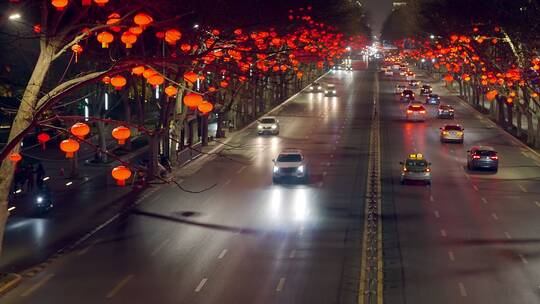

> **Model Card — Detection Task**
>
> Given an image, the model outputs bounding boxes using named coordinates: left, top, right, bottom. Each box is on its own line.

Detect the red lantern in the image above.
left=443, top=74, right=454, bottom=83
left=183, top=93, right=203, bottom=109
left=121, top=32, right=137, bottom=48
left=82, top=0, right=91, bottom=5
left=197, top=101, right=213, bottom=115
left=134, top=13, right=153, bottom=29
left=106, top=13, right=121, bottom=32
left=102, top=76, right=111, bottom=84
left=111, top=166, right=132, bottom=186
left=93, top=0, right=108, bottom=6
left=111, top=75, right=127, bottom=90
left=70, top=122, right=90, bottom=139
left=97, top=31, right=114, bottom=48
left=9, top=152, right=22, bottom=164
left=220, top=81, right=229, bottom=88
left=37, top=133, right=50, bottom=150
left=486, top=90, right=498, bottom=101
left=164, top=29, right=182, bottom=45
left=183, top=71, right=198, bottom=83
left=129, top=27, right=143, bottom=35
left=51, top=0, right=68, bottom=11
left=164, top=86, right=178, bottom=98
left=60, top=139, right=80, bottom=158
left=112, top=126, right=131, bottom=145
left=71, top=44, right=83, bottom=63
left=180, top=43, right=191, bottom=53
left=148, top=75, right=164, bottom=87
left=143, top=69, right=157, bottom=79
left=132, top=66, right=145, bottom=76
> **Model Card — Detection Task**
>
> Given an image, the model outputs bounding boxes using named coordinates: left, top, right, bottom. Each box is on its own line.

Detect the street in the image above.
left=2, top=62, right=374, bottom=303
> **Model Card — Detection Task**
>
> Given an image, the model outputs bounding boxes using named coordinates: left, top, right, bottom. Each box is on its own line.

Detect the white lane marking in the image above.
left=481, top=197, right=488, bottom=204
left=458, top=282, right=468, bottom=297
left=195, top=278, right=208, bottom=292
left=440, top=229, right=447, bottom=237
left=77, top=238, right=101, bottom=256
left=429, top=195, right=435, bottom=203
left=518, top=184, right=527, bottom=193
left=322, top=171, right=327, bottom=177
left=434, top=211, right=440, bottom=218
left=20, top=274, right=55, bottom=297
left=448, top=251, right=455, bottom=261
left=504, top=232, right=512, bottom=239
left=289, top=249, right=296, bottom=259
left=473, top=185, right=479, bottom=191
left=276, top=277, right=286, bottom=292
left=218, top=249, right=228, bottom=259
left=317, top=182, right=323, bottom=188
left=330, top=154, right=334, bottom=158
left=518, top=254, right=529, bottom=264
left=236, top=166, right=247, bottom=174
left=106, top=274, right=134, bottom=298
left=151, top=238, right=171, bottom=256
left=535, top=201, right=540, bottom=208
left=491, top=213, right=499, bottom=221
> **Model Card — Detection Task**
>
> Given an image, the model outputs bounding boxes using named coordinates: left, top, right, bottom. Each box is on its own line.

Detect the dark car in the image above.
left=425, top=94, right=440, bottom=105
left=400, top=89, right=415, bottom=102
left=420, top=85, right=433, bottom=96
left=467, top=146, right=498, bottom=172
left=437, top=104, right=454, bottom=119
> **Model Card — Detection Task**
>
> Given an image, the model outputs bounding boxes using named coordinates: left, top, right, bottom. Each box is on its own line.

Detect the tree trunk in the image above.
left=96, top=121, right=108, bottom=163
left=536, top=116, right=540, bottom=148
left=0, top=44, right=54, bottom=256
left=526, top=112, right=534, bottom=145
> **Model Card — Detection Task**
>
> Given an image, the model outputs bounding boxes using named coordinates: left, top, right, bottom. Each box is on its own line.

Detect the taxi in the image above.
left=400, top=153, right=432, bottom=185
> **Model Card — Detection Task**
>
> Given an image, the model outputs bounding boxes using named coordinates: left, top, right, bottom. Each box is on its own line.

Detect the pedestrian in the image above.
left=25, top=164, right=34, bottom=190
left=36, top=162, right=46, bottom=189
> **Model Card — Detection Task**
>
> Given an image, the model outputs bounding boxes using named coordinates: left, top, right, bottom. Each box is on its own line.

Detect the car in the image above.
left=272, top=149, right=308, bottom=183
left=437, top=104, right=455, bottom=119
left=425, top=94, right=440, bottom=105
left=401, top=89, right=415, bottom=102
left=420, top=85, right=433, bottom=95
left=406, top=71, right=416, bottom=81
left=440, top=124, right=464, bottom=143
left=394, top=84, right=407, bottom=94
left=308, top=82, right=323, bottom=92
left=325, top=84, right=337, bottom=96
left=398, top=68, right=407, bottom=76
left=406, top=104, right=427, bottom=121
left=257, top=116, right=280, bottom=135
left=400, top=153, right=432, bottom=185
left=467, top=146, right=498, bottom=172
left=385, top=70, right=394, bottom=76
left=346, top=65, right=352, bottom=71
left=408, top=80, right=420, bottom=88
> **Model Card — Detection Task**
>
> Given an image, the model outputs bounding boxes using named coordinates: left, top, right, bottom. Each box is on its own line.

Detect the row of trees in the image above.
left=0, top=0, right=369, bottom=257
left=382, top=0, right=540, bottom=147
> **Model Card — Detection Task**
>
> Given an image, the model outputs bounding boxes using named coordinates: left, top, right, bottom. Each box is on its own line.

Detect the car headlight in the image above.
left=325, top=90, right=329, bottom=94
left=258, top=125, right=263, bottom=129
left=309, top=86, right=314, bottom=90
left=297, top=165, right=304, bottom=173
left=317, top=86, right=322, bottom=89
left=273, top=166, right=279, bottom=173
left=271, top=124, right=277, bottom=129
left=36, top=196, right=44, bottom=204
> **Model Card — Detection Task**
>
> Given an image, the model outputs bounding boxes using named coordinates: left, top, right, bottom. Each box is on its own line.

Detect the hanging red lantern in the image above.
left=443, top=74, right=454, bottom=83
left=102, top=76, right=111, bottom=84
left=180, top=43, right=191, bottom=53
left=60, top=139, right=80, bottom=158
left=164, top=29, right=182, bottom=45
left=111, top=166, right=131, bottom=186
left=133, top=13, right=153, bottom=29
left=51, top=0, right=68, bottom=11
left=486, top=90, right=498, bottom=101
left=143, top=69, right=157, bottom=79
left=110, top=75, right=127, bottom=90
left=132, top=66, right=145, bottom=76
left=129, top=26, right=143, bottom=35
left=164, top=86, right=178, bottom=98
left=112, top=126, right=131, bottom=145
left=148, top=75, right=164, bottom=87
left=97, top=31, right=114, bottom=48
left=93, top=0, right=108, bottom=6
left=70, top=122, right=90, bottom=139
left=462, top=73, right=471, bottom=82
left=9, top=152, right=22, bottom=164
left=183, top=71, right=198, bottom=83
left=220, top=81, right=229, bottom=88
left=121, top=31, right=137, bottom=48
left=82, top=0, right=91, bottom=5
left=33, top=24, right=41, bottom=34
left=37, top=133, right=50, bottom=150
left=71, top=44, right=83, bottom=63
left=197, top=101, right=213, bottom=115
left=106, top=13, right=121, bottom=32
left=183, top=93, right=203, bottom=109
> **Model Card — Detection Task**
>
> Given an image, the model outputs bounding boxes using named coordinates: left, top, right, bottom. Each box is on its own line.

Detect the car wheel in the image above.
left=427, top=180, right=431, bottom=186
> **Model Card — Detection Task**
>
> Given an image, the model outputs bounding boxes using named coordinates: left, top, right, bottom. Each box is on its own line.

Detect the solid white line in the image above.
left=218, top=249, right=228, bottom=259
left=195, top=278, right=208, bottom=292
left=151, top=238, right=170, bottom=256
left=504, top=232, right=512, bottom=239
left=448, top=251, right=455, bottom=261
left=77, top=238, right=101, bottom=256
left=236, top=166, right=247, bottom=174
left=458, top=282, right=468, bottom=297
left=518, top=254, right=529, bottom=264
left=322, top=171, right=327, bottom=177
left=289, top=249, right=296, bottom=259
left=518, top=184, right=527, bottom=193
left=429, top=195, right=435, bottom=202
left=20, top=274, right=55, bottom=297
left=106, top=274, right=134, bottom=298
left=473, top=185, right=479, bottom=191
left=433, top=211, right=440, bottom=218
left=491, top=213, right=499, bottom=221
left=276, top=277, right=286, bottom=292
left=534, top=201, right=540, bottom=208
left=481, top=197, right=488, bottom=204
left=440, top=229, right=447, bottom=237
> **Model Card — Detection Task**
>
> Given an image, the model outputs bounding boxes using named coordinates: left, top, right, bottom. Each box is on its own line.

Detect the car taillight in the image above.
left=442, top=131, right=449, bottom=135
left=407, top=110, right=413, bottom=113
left=403, top=167, right=407, bottom=172
left=472, top=155, right=481, bottom=159
left=425, top=168, right=431, bottom=172
left=419, top=110, right=426, bottom=114
left=490, top=155, right=498, bottom=160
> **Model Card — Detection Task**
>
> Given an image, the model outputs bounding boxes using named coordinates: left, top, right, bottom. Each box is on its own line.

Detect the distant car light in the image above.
left=271, top=125, right=277, bottom=129
left=36, top=196, right=44, bottom=204
left=297, top=165, right=304, bottom=173
left=273, top=166, right=279, bottom=173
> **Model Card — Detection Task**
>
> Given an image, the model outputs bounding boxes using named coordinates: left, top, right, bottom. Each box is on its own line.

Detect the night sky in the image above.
left=362, top=0, right=394, bottom=36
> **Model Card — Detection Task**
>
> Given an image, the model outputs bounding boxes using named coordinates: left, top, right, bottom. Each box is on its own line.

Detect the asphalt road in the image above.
left=3, top=62, right=374, bottom=304
left=381, top=68, right=540, bottom=303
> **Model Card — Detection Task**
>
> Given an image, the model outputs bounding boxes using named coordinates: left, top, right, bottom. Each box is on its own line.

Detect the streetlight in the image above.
left=8, top=13, right=21, bottom=20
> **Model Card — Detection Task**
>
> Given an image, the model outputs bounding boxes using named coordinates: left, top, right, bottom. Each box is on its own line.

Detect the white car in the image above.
left=272, top=149, right=308, bottom=183
left=257, top=116, right=280, bottom=135
left=308, top=82, right=323, bottom=92
left=325, top=84, right=337, bottom=96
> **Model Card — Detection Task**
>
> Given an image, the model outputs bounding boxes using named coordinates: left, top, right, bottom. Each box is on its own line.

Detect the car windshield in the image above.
left=327, top=85, right=335, bottom=88
left=422, top=86, right=431, bottom=89
left=406, top=160, right=427, bottom=167
left=277, top=154, right=302, bottom=162
left=403, top=90, right=413, bottom=94
left=430, top=95, right=439, bottom=98
left=260, top=118, right=276, bottom=124
left=444, top=125, right=462, bottom=131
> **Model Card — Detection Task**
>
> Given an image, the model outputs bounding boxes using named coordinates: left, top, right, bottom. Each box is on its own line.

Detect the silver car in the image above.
left=440, top=124, right=464, bottom=143
left=467, top=146, right=498, bottom=172
left=257, top=116, right=280, bottom=135
left=325, top=84, right=337, bottom=96
left=272, top=149, right=308, bottom=183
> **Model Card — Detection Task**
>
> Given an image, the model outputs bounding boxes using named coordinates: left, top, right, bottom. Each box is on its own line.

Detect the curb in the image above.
left=0, top=273, right=22, bottom=297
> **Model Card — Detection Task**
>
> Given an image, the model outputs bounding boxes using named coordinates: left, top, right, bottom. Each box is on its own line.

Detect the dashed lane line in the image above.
left=236, top=166, right=247, bottom=174
left=448, top=251, right=455, bottom=262
left=218, top=249, right=228, bottom=260
left=20, top=274, right=55, bottom=297
left=518, top=254, right=529, bottom=264
left=429, top=195, right=435, bottom=203
left=518, top=184, right=527, bottom=193
left=491, top=213, right=499, bottom=221
left=289, top=249, right=296, bottom=259
left=195, top=278, right=208, bottom=292
left=151, top=239, right=171, bottom=257
left=106, top=274, right=134, bottom=299
left=434, top=211, right=440, bottom=218
left=276, top=278, right=286, bottom=292
left=504, top=232, right=512, bottom=239
left=535, top=201, right=540, bottom=208
left=441, top=229, right=447, bottom=237
left=473, top=185, right=479, bottom=191
left=481, top=197, right=488, bottom=204
left=458, top=282, right=468, bottom=297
